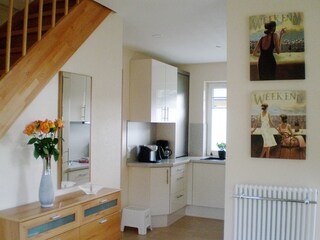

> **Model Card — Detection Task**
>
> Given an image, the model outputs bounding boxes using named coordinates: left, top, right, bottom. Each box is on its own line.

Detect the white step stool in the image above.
left=121, top=206, right=152, bottom=235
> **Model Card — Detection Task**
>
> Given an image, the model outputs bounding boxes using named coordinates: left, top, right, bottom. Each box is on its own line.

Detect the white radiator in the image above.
left=233, top=184, right=318, bottom=240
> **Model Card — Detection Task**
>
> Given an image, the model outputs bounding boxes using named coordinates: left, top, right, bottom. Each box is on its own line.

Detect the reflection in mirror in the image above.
left=58, top=71, right=91, bottom=189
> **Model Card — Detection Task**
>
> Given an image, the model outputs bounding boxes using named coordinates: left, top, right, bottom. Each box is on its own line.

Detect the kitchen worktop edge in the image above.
left=126, top=156, right=225, bottom=168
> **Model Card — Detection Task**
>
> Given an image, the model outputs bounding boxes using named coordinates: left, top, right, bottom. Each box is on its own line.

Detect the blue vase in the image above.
left=39, top=155, right=54, bottom=208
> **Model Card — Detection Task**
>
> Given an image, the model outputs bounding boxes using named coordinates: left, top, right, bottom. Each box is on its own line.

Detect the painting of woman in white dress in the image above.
left=251, top=90, right=306, bottom=160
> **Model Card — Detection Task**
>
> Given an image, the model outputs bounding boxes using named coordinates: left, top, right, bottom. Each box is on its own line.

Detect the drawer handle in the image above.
left=79, top=173, right=87, bottom=177
left=177, top=194, right=184, bottom=199
left=100, top=199, right=108, bottom=203
left=50, top=214, right=61, bottom=220
left=99, top=218, right=108, bottom=224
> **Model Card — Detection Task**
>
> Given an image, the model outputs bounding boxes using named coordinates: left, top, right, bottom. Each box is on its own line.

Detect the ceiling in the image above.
left=116, top=0, right=227, bottom=65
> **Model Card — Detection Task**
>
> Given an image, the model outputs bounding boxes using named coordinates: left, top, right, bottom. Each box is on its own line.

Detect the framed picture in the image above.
left=249, top=12, right=305, bottom=80
left=251, top=90, right=306, bottom=160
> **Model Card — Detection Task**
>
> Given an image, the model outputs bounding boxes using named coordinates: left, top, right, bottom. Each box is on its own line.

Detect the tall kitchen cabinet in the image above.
left=129, top=59, right=177, bottom=123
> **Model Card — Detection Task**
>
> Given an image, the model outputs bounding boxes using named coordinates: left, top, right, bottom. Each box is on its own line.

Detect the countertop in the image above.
left=126, top=156, right=225, bottom=168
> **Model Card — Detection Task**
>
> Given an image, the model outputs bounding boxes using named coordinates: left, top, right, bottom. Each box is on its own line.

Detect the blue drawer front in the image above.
left=84, top=199, right=118, bottom=217
left=28, top=214, right=75, bottom=237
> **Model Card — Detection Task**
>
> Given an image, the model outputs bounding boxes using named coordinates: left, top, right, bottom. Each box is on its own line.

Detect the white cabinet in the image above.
left=62, top=72, right=91, bottom=122
left=130, top=59, right=177, bottom=122
left=192, top=163, right=225, bottom=209
left=170, top=164, right=187, bottom=213
left=128, top=164, right=187, bottom=216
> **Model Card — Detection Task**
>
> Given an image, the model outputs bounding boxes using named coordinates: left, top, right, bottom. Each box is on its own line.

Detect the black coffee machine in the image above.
left=156, top=140, right=172, bottom=160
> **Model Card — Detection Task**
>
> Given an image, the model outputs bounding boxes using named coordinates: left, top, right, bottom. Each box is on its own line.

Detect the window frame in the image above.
left=205, top=81, right=227, bottom=155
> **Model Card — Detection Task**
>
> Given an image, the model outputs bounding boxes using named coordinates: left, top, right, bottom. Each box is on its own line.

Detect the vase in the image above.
left=39, top=155, right=55, bottom=208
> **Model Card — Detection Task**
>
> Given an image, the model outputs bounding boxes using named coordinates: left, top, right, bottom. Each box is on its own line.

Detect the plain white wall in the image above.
left=179, top=63, right=227, bottom=155
left=0, top=13, right=123, bottom=210
left=225, top=0, right=320, bottom=239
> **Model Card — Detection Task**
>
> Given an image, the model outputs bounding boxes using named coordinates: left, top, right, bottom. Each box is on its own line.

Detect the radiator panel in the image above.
left=233, top=184, right=318, bottom=240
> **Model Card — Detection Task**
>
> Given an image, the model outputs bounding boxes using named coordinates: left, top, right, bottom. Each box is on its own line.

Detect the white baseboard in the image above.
left=185, top=205, right=224, bottom=220
left=151, top=207, right=186, bottom=228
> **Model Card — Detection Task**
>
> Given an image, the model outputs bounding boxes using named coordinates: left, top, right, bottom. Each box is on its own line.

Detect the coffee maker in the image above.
left=156, top=140, right=172, bottom=160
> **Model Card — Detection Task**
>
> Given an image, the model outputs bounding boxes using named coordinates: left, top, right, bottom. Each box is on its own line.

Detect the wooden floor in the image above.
left=121, top=216, right=224, bottom=240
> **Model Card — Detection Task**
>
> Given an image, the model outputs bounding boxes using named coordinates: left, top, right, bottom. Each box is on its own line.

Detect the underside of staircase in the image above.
left=0, top=0, right=112, bottom=138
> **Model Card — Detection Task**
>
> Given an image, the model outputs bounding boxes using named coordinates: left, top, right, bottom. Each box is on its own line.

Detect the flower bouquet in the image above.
left=23, top=118, right=64, bottom=160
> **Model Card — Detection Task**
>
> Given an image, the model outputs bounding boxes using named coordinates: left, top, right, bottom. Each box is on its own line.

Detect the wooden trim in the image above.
left=22, top=0, right=30, bottom=56
left=0, top=0, right=112, bottom=139
left=5, top=0, right=14, bottom=73
left=57, top=72, right=63, bottom=189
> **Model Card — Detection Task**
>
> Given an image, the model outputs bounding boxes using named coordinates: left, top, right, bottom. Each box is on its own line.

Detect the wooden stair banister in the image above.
left=0, top=0, right=112, bottom=139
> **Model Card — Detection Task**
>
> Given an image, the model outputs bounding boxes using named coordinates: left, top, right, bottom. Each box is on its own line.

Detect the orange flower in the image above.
left=54, top=118, right=64, bottom=128
left=23, top=122, right=36, bottom=135
left=40, top=119, right=51, bottom=134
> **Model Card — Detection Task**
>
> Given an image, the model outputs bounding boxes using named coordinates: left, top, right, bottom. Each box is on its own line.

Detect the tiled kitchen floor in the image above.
left=121, top=216, right=224, bottom=240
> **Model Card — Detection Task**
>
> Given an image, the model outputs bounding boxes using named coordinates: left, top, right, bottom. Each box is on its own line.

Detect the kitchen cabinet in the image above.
left=62, top=72, right=91, bottom=123
left=192, top=163, right=225, bottom=209
left=67, top=168, right=90, bottom=185
left=170, top=164, right=187, bottom=213
left=128, top=164, right=187, bottom=216
left=0, top=188, right=121, bottom=240
left=130, top=59, right=177, bottom=122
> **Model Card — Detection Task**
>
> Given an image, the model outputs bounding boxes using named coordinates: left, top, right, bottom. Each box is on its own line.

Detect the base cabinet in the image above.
left=0, top=188, right=121, bottom=240
left=128, top=164, right=187, bottom=216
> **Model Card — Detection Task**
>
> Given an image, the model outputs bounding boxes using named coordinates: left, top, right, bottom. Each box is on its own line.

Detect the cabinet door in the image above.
left=170, top=165, right=187, bottom=213
left=151, top=60, right=166, bottom=122
left=79, top=212, right=120, bottom=240
left=164, top=64, right=177, bottom=122
left=68, top=169, right=90, bottom=185
left=150, top=168, right=170, bottom=215
left=48, top=228, right=79, bottom=240
left=68, top=74, right=91, bottom=122
left=192, top=163, right=225, bottom=208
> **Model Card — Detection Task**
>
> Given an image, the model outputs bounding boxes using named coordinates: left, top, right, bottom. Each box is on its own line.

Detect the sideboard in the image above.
left=0, top=188, right=121, bottom=240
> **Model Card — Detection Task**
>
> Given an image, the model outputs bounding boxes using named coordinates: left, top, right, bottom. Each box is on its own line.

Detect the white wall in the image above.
left=225, top=0, right=320, bottom=239
left=0, top=13, right=123, bottom=210
left=179, top=63, right=227, bottom=156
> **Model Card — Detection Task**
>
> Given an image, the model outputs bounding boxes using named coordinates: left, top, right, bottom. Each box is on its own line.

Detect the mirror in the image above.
left=58, top=71, right=92, bottom=189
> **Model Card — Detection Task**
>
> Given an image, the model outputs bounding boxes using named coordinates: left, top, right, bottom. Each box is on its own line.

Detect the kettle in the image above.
left=138, top=145, right=158, bottom=162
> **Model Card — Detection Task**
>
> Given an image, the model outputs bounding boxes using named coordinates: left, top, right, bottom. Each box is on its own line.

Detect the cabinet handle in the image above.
left=50, top=214, right=61, bottom=220
left=99, top=218, right=108, bottom=224
left=78, top=173, right=87, bottom=177
left=166, top=107, right=169, bottom=121
left=177, top=176, right=184, bottom=181
left=177, top=194, right=184, bottom=199
left=166, top=169, right=169, bottom=184
left=100, top=199, right=108, bottom=203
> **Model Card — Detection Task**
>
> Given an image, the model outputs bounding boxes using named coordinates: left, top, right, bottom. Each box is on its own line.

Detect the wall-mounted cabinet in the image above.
left=63, top=72, right=91, bottom=123
left=130, top=59, right=177, bottom=123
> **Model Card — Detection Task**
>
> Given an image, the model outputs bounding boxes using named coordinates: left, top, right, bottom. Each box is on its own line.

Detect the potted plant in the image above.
left=216, top=142, right=226, bottom=159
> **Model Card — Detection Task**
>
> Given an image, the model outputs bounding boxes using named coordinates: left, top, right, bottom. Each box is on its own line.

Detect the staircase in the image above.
left=0, top=0, right=112, bottom=138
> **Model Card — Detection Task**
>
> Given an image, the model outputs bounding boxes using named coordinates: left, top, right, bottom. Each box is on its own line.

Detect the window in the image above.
left=206, top=82, right=227, bottom=155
